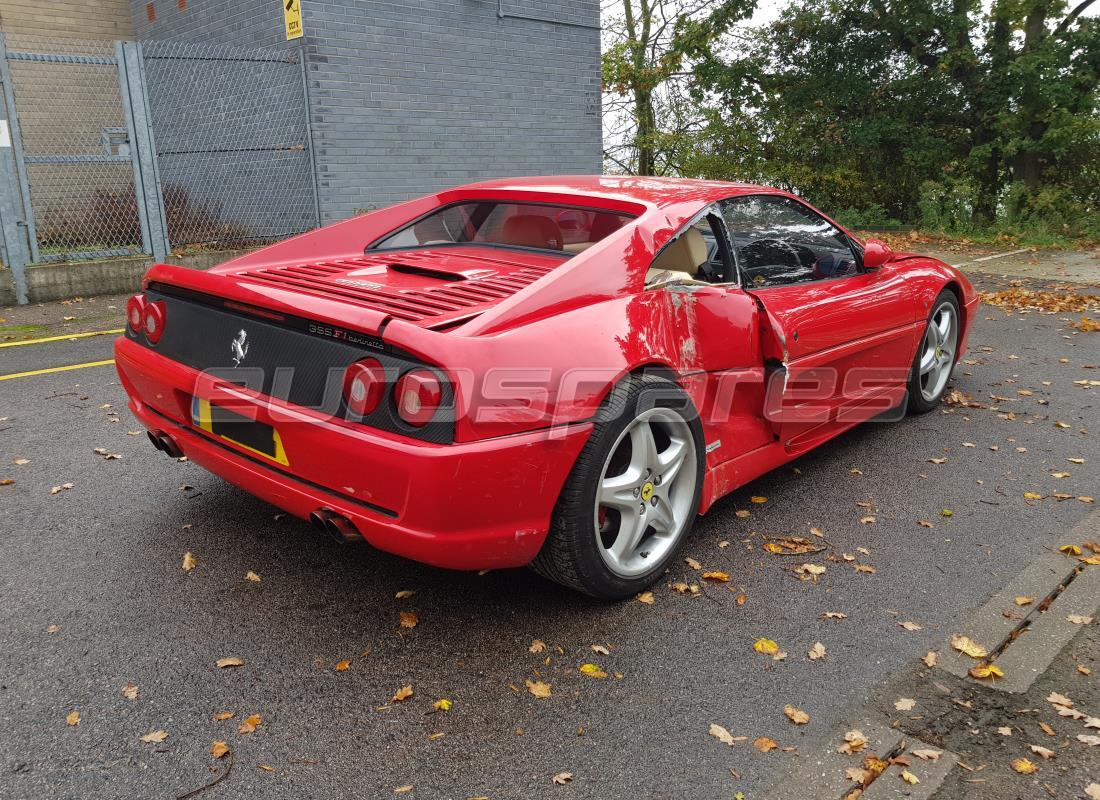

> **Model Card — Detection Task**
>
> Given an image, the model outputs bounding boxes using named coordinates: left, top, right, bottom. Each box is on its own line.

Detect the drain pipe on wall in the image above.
left=496, top=0, right=602, bottom=30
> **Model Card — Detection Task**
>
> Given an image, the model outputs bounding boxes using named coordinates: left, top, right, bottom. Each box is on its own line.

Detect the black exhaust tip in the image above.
left=311, top=509, right=360, bottom=544
left=148, top=430, right=166, bottom=452
left=157, top=433, right=184, bottom=459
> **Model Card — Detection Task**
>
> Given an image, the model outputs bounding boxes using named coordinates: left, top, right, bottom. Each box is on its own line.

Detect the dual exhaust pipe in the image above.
left=147, top=428, right=360, bottom=545
left=310, top=509, right=361, bottom=545
left=147, top=430, right=184, bottom=459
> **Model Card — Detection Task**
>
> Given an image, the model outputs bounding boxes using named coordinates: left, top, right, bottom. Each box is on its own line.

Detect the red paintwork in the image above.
left=116, top=176, right=978, bottom=570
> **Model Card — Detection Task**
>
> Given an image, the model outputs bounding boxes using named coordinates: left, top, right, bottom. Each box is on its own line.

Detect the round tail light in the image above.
left=343, top=358, right=386, bottom=417
left=395, top=369, right=442, bottom=427
left=126, top=294, right=146, bottom=332
left=143, top=300, right=166, bottom=344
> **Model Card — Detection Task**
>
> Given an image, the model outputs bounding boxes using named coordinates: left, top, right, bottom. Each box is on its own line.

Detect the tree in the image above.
left=602, top=0, right=756, bottom=175
left=693, top=0, right=1100, bottom=229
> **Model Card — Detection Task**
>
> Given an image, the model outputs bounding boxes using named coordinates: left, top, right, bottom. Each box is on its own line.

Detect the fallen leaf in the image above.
left=685, top=557, right=701, bottom=570
left=735, top=509, right=751, bottom=518
left=918, top=520, right=934, bottom=528
left=1015, top=596, right=1034, bottom=606
left=941, top=508, right=953, bottom=517
left=969, top=662, right=1005, bottom=680
left=998, top=726, right=1013, bottom=736
left=394, top=787, right=413, bottom=795
left=860, top=516, right=876, bottom=524
left=525, top=679, right=551, bottom=699
left=821, top=611, right=848, bottom=620
left=211, top=740, right=230, bottom=759
left=66, top=711, right=80, bottom=726
left=923, top=651, right=939, bottom=668
left=1024, top=492, right=1044, bottom=500
left=392, top=685, right=414, bottom=702
left=591, top=644, right=610, bottom=656
left=238, top=713, right=262, bottom=734
left=808, top=642, right=827, bottom=661
left=529, top=639, right=547, bottom=654
left=837, top=730, right=867, bottom=754
left=433, top=699, right=452, bottom=711
left=855, top=564, right=876, bottom=574
left=182, top=551, right=196, bottom=572
left=214, top=711, right=234, bottom=721
left=399, top=611, right=419, bottom=628
left=394, top=590, right=415, bottom=600
left=899, top=621, right=922, bottom=631
left=784, top=705, right=810, bottom=725
left=1029, top=745, right=1055, bottom=760
left=951, top=635, right=988, bottom=659
left=1011, top=757, right=1038, bottom=774
left=750, top=496, right=768, bottom=504
left=1039, top=722, right=1055, bottom=736
left=1067, top=614, right=1093, bottom=625
left=928, top=457, right=947, bottom=464
left=552, top=772, right=573, bottom=785
left=894, top=698, right=916, bottom=712
left=1060, top=544, right=1083, bottom=555
left=702, top=570, right=730, bottom=582
left=50, top=483, right=74, bottom=494
left=1078, top=734, right=1100, bottom=746
left=1048, top=692, right=1073, bottom=707
left=900, top=770, right=920, bottom=785
left=579, top=663, right=607, bottom=678
left=753, top=736, right=779, bottom=752
left=753, top=638, right=780, bottom=656
left=259, top=764, right=275, bottom=773
left=709, top=723, right=741, bottom=746
left=335, top=660, right=350, bottom=672
left=1085, top=783, right=1100, bottom=800
left=245, top=571, right=261, bottom=583
left=121, top=682, right=138, bottom=700
left=635, top=591, right=655, bottom=605
left=216, top=657, right=244, bottom=669
left=912, top=748, right=941, bottom=761
left=140, top=730, right=169, bottom=743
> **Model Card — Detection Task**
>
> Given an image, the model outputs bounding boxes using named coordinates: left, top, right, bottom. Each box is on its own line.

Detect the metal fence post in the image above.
left=0, top=33, right=35, bottom=304
left=119, top=41, right=169, bottom=263
left=298, top=42, right=322, bottom=229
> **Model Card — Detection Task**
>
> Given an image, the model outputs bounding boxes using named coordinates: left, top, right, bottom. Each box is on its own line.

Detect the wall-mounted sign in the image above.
left=0, top=120, right=10, bottom=148
left=284, top=0, right=303, bottom=40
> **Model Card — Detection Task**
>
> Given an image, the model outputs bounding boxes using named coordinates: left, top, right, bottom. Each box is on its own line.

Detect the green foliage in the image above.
left=606, top=0, right=1100, bottom=241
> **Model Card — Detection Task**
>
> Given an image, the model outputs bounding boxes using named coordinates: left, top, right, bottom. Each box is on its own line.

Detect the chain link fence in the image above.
left=141, top=41, right=318, bottom=250
left=2, top=34, right=142, bottom=262
left=0, top=34, right=319, bottom=302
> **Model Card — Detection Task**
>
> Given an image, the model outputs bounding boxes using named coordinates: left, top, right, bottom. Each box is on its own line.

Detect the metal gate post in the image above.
left=118, top=41, right=169, bottom=263
left=0, top=33, right=35, bottom=304
left=298, top=42, right=322, bottom=229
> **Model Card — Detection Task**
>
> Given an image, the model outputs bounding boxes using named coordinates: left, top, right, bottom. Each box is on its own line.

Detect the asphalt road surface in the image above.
left=1, top=272, right=1097, bottom=800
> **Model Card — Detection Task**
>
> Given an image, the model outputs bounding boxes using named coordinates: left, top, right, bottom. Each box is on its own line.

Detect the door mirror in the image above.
left=862, top=238, right=893, bottom=269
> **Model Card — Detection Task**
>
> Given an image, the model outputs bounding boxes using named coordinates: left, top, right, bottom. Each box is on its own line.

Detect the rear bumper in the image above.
left=115, top=336, right=591, bottom=570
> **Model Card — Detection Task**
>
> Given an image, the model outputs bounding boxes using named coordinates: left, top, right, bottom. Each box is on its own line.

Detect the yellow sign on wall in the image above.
left=283, top=0, right=303, bottom=40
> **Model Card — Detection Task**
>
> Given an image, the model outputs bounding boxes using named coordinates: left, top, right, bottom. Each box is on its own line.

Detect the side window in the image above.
left=720, top=196, right=858, bottom=288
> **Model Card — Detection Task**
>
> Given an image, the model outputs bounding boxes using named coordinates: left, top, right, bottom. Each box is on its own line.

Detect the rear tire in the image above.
left=530, top=374, right=705, bottom=599
left=907, top=290, right=960, bottom=414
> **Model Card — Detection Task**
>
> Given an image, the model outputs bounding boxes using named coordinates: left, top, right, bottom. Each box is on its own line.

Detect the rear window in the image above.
left=370, top=201, right=633, bottom=255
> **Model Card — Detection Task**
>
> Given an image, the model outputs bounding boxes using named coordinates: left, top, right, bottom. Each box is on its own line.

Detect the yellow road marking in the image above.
left=0, top=328, right=125, bottom=348
left=0, top=359, right=115, bottom=381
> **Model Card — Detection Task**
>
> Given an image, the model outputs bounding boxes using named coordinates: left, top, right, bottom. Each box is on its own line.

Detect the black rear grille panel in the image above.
left=136, top=286, right=455, bottom=443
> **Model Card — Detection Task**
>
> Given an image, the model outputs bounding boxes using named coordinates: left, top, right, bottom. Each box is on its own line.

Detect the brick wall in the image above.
left=0, top=0, right=134, bottom=40
left=132, top=0, right=602, bottom=224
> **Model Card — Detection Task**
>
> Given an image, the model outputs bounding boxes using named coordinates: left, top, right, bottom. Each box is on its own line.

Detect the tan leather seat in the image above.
left=499, top=215, right=563, bottom=250
left=645, top=228, right=708, bottom=284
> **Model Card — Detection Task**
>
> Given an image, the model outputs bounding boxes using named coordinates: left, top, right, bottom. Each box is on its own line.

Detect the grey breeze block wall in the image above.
left=133, top=0, right=603, bottom=225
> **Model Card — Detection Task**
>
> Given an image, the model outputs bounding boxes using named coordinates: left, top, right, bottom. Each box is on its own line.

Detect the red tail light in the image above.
left=143, top=300, right=166, bottom=344
left=343, top=358, right=386, bottom=416
left=395, top=369, right=442, bottom=427
left=126, top=294, right=146, bottom=332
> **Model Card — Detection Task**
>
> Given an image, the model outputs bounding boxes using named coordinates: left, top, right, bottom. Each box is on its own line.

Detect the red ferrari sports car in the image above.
left=116, top=176, right=978, bottom=598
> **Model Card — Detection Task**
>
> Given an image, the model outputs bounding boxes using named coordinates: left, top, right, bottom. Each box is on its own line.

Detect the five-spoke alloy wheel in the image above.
left=531, top=375, right=705, bottom=598
left=908, top=290, right=960, bottom=413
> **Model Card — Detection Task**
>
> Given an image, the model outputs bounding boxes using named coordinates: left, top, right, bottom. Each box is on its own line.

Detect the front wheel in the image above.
left=530, top=375, right=705, bottom=599
left=907, top=290, right=960, bottom=414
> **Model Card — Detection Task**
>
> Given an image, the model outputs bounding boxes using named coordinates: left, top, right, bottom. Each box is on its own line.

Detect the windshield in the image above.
left=371, top=201, right=633, bottom=255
